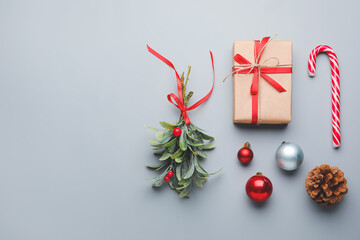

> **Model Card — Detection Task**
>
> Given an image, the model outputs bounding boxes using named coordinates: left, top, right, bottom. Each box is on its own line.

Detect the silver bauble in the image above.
left=275, top=142, right=304, bottom=171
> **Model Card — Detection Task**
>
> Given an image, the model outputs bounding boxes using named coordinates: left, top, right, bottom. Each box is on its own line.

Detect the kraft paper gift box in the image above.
left=232, top=37, right=292, bottom=124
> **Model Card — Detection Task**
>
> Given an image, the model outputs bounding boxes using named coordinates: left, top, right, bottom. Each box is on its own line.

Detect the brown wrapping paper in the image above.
left=233, top=40, right=292, bottom=124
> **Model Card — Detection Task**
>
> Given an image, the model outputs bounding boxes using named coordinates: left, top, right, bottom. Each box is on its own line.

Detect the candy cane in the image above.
left=308, top=45, right=340, bottom=148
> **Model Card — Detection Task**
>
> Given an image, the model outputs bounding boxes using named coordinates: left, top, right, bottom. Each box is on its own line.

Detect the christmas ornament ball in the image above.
left=237, top=142, right=253, bottom=164
left=172, top=127, right=182, bottom=137
left=276, top=142, right=304, bottom=171
left=245, top=173, right=273, bottom=202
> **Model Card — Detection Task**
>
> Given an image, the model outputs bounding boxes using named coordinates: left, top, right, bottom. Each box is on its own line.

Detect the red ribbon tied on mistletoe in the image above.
left=233, top=36, right=292, bottom=124
left=147, top=45, right=215, bottom=125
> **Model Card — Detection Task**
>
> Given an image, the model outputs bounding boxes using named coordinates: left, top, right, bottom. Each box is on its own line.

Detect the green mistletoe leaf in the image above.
left=202, top=144, right=215, bottom=150
left=162, top=138, right=177, bottom=147
left=177, top=179, right=192, bottom=190
left=191, top=123, right=205, bottom=132
left=156, top=130, right=171, bottom=140
left=151, top=144, right=163, bottom=148
left=181, top=158, right=189, bottom=177
left=145, top=125, right=159, bottom=131
left=194, top=173, right=203, bottom=187
left=167, top=144, right=177, bottom=153
left=187, top=140, right=204, bottom=147
left=178, top=178, right=190, bottom=187
left=160, top=121, right=178, bottom=129
left=183, top=155, right=195, bottom=179
left=197, top=130, right=214, bottom=141
left=154, top=150, right=165, bottom=155
left=176, top=164, right=182, bottom=181
left=209, top=168, right=223, bottom=175
left=146, top=165, right=160, bottom=169
left=174, top=154, right=184, bottom=163
left=186, top=130, right=200, bottom=142
left=178, top=183, right=192, bottom=198
left=196, top=150, right=207, bottom=158
left=179, top=126, right=187, bottom=151
left=158, top=132, right=173, bottom=144
left=188, top=146, right=197, bottom=155
left=159, top=152, right=171, bottom=161
left=194, top=156, right=209, bottom=176
left=146, top=162, right=169, bottom=171
left=171, top=148, right=183, bottom=159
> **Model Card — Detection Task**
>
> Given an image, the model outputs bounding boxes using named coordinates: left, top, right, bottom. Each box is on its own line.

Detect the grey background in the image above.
left=0, top=0, right=358, bottom=239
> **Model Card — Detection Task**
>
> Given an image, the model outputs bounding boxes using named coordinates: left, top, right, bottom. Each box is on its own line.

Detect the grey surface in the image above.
left=0, top=0, right=359, bottom=239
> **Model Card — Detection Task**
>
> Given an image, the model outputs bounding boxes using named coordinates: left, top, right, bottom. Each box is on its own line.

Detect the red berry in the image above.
left=172, top=127, right=182, bottom=137
left=164, top=176, right=170, bottom=182
left=167, top=171, right=174, bottom=177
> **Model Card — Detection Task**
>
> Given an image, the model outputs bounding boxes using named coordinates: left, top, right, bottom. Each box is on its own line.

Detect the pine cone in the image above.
left=305, top=164, right=348, bottom=206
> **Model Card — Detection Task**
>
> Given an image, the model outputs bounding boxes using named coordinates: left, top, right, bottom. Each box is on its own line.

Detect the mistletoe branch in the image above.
left=146, top=67, right=218, bottom=198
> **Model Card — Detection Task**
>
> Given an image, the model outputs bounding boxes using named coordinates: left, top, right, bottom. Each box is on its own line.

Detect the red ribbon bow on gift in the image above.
left=233, top=36, right=292, bottom=124
left=147, top=45, right=215, bottom=125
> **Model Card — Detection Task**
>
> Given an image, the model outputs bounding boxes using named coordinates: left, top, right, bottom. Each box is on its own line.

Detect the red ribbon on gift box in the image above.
left=233, top=37, right=292, bottom=124
left=147, top=45, right=215, bottom=125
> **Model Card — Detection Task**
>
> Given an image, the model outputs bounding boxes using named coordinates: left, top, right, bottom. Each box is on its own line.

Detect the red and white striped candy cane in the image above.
left=308, top=45, right=340, bottom=148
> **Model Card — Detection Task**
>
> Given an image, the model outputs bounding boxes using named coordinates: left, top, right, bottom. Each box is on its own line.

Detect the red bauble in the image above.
left=164, top=176, right=170, bottom=182
left=237, top=142, right=253, bottom=164
left=245, top=172, right=273, bottom=202
left=167, top=171, right=174, bottom=178
left=172, top=127, right=182, bottom=137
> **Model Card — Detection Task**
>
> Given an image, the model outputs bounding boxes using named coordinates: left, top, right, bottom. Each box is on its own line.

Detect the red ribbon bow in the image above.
left=147, top=45, right=215, bottom=125
left=233, top=37, right=292, bottom=124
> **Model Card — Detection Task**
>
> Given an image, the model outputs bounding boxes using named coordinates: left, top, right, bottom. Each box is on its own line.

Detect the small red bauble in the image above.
left=245, top=172, right=273, bottom=202
left=164, top=176, right=170, bottom=182
left=167, top=171, right=174, bottom=178
left=172, top=127, right=182, bottom=137
left=237, top=142, right=253, bottom=164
